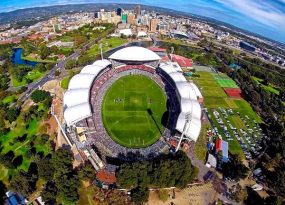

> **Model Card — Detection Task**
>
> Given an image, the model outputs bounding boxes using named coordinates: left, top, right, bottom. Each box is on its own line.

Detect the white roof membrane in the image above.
left=64, top=103, right=92, bottom=126
left=63, top=88, right=90, bottom=108
left=68, top=74, right=96, bottom=90
left=109, top=46, right=161, bottom=62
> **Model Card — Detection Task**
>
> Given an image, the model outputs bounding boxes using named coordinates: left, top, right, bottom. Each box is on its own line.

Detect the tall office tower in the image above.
left=121, top=14, right=127, bottom=23
left=127, top=13, right=136, bottom=25
left=117, top=8, right=122, bottom=16
left=150, top=18, right=158, bottom=32
left=134, top=5, right=141, bottom=17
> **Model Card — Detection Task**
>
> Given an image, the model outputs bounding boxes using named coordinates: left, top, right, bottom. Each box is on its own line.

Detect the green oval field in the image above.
left=102, top=74, right=167, bottom=148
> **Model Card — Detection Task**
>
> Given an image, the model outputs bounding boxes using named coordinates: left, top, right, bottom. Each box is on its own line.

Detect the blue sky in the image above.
left=0, top=0, right=285, bottom=43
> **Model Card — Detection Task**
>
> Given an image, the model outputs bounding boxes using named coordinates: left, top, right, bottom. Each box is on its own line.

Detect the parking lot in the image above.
left=206, top=107, right=267, bottom=159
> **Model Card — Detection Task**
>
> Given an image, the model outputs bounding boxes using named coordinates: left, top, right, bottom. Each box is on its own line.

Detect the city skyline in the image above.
left=0, top=0, right=285, bottom=43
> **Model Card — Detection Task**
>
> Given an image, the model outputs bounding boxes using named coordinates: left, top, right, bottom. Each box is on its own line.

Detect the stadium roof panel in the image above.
left=189, top=82, right=203, bottom=99
left=176, top=112, right=201, bottom=142
left=92, top=59, right=112, bottom=68
left=160, top=62, right=183, bottom=74
left=180, top=98, right=201, bottom=119
left=169, top=72, right=187, bottom=82
left=109, top=46, right=161, bottom=62
left=80, top=65, right=105, bottom=75
left=63, top=88, right=90, bottom=108
left=64, top=103, right=92, bottom=126
left=176, top=82, right=197, bottom=100
left=68, top=73, right=96, bottom=90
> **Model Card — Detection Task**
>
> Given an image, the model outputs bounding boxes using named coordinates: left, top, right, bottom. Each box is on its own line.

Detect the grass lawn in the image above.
left=3, top=94, right=18, bottom=105
left=0, top=165, right=9, bottom=184
left=59, top=35, right=74, bottom=42
left=87, top=37, right=127, bottom=57
left=102, top=75, right=167, bottom=148
left=0, top=106, right=51, bottom=174
left=12, top=69, right=48, bottom=87
left=61, top=77, right=71, bottom=89
left=195, top=122, right=211, bottom=161
left=22, top=56, right=56, bottom=63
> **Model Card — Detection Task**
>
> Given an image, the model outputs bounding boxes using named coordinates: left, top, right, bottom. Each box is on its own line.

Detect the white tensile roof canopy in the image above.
left=64, top=103, right=92, bottom=126
left=109, top=46, right=161, bottom=62
left=63, top=88, right=90, bottom=108
left=93, top=59, right=112, bottom=68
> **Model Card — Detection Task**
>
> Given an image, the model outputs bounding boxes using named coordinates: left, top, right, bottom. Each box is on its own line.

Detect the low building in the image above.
left=239, top=41, right=256, bottom=52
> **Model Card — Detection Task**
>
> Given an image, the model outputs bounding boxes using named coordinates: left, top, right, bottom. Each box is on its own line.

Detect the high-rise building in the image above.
left=150, top=18, right=158, bottom=32
left=127, top=13, right=136, bottom=25
left=134, top=5, right=141, bottom=17
left=117, top=8, right=122, bottom=16
left=122, top=14, right=127, bottom=23
left=111, top=11, right=116, bottom=17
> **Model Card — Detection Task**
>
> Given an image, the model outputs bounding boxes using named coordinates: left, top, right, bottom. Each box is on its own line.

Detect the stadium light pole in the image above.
left=51, top=105, right=72, bottom=147
left=99, top=43, right=103, bottom=60
left=175, top=112, right=191, bottom=152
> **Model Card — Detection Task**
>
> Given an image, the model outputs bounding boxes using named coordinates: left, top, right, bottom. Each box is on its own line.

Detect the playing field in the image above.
left=102, top=75, right=167, bottom=148
left=214, top=74, right=239, bottom=88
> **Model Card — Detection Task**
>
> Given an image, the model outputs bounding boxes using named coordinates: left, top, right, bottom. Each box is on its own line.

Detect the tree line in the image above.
left=116, top=151, right=199, bottom=204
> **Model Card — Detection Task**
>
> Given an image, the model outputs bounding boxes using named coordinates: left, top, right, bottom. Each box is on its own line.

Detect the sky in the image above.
left=0, top=0, right=285, bottom=43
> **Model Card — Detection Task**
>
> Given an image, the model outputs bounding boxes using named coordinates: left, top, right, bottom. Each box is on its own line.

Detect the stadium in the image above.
left=62, top=46, right=203, bottom=169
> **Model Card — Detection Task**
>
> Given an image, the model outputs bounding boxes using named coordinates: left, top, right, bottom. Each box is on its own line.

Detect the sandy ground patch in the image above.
left=148, top=183, right=217, bottom=205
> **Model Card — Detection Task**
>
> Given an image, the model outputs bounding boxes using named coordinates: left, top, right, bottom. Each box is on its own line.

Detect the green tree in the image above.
left=41, top=181, right=57, bottom=205
left=51, top=148, right=73, bottom=178
left=56, top=174, right=80, bottom=204
left=40, top=45, right=51, bottom=60
left=0, top=150, right=15, bottom=169
left=78, top=164, right=96, bottom=182
left=222, top=154, right=249, bottom=180
left=65, top=59, right=76, bottom=70
left=37, top=157, right=55, bottom=181
left=6, top=107, right=19, bottom=123
left=131, top=186, right=149, bottom=204
left=36, top=63, right=46, bottom=72
left=0, top=181, right=7, bottom=205
left=9, top=170, right=36, bottom=196
left=31, top=90, right=51, bottom=103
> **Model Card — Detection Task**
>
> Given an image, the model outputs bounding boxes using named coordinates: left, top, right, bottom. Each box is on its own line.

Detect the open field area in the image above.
left=12, top=69, right=48, bottom=87
left=61, top=76, right=71, bottom=89
left=87, top=37, right=127, bottom=57
left=191, top=71, right=262, bottom=156
left=2, top=94, right=18, bottom=105
left=148, top=183, right=216, bottom=205
left=102, top=75, right=167, bottom=148
left=213, top=73, right=239, bottom=88
left=0, top=102, right=52, bottom=184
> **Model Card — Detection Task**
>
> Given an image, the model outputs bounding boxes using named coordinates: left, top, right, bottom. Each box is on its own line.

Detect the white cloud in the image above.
left=214, top=0, right=285, bottom=29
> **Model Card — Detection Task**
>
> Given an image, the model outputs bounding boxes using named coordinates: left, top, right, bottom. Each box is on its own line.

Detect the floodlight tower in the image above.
left=175, top=112, right=191, bottom=152
left=99, top=43, right=103, bottom=60
left=51, top=105, right=72, bottom=147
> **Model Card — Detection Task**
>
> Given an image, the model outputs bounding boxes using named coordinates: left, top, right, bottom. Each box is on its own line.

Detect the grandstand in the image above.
left=62, top=46, right=203, bottom=168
